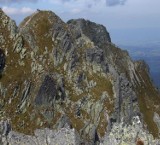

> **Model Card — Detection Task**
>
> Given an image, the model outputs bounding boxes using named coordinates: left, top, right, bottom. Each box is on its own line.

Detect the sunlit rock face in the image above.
left=101, top=116, right=160, bottom=145
left=0, top=9, right=160, bottom=144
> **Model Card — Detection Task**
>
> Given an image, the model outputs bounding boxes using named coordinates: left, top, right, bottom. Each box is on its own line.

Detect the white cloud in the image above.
left=2, top=6, right=35, bottom=15
left=71, top=8, right=82, bottom=14
left=0, top=0, right=37, bottom=4
left=21, top=7, right=35, bottom=14
left=48, top=0, right=127, bottom=7
left=2, top=6, right=18, bottom=15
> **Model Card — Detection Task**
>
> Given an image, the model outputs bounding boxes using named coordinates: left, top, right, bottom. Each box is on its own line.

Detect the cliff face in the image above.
left=0, top=9, right=160, bottom=144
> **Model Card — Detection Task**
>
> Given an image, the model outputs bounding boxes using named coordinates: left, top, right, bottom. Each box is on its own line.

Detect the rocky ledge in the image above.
left=0, top=118, right=160, bottom=145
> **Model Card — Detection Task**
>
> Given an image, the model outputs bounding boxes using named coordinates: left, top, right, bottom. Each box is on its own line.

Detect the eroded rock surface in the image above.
left=0, top=120, right=81, bottom=145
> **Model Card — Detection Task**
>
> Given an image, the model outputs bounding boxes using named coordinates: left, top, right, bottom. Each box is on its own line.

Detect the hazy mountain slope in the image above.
left=119, top=44, right=160, bottom=89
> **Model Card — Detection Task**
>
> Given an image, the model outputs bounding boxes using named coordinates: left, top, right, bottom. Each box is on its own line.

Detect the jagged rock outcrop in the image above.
left=101, top=116, right=160, bottom=145
left=0, top=8, right=160, bottom=144
left=67, top=19, right=111, bottom=48
left=0, top=120, right=81, bottom=145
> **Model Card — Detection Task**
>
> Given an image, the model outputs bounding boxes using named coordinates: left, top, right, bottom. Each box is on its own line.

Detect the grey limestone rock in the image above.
left=153, top=112, right=160, bottom=136
left=52, top=23, right=73, bottom=53
left=53, top=47, right=64, bottom=66
left=0, top=121, right=81, bottom=145
left=7, top=19, right=18, bottom=40
left=101, top=116, right=160, bottom=145
left=13, top=36, right=24, bottom=53
left=67, top=19, right=111, bottom=48
left=7, top=131, right=38, bottom=145
left=0, top=35, right=5, bottom=44
left=112, top=73, right=140, bottom=126
left=85, top=47, right=109, bottom=73
left=68, top=23, right=82, bottom=39
left=86, top=47, right=104, bottom=64
left=68, top=53, right=79, bottom=71
left=0, top=120, right=11, bottom=136
left=55, top=115, right=72, bottom=130
left=17, top=81, right=31, bottom=112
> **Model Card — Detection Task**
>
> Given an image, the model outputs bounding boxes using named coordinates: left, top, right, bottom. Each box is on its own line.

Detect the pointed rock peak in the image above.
left=0, top=8, right=12, bottom=22
left=67, top=18, right=111, bottom=47
left=0, top=7, right=4, bottom=13
left=19, top=10, right=64, bottom=30
left=18, top=10, right=68, bottom=51
left=0, top=8, right=8, bottom=18
left=0, top=8, right=16, bottom=24
left=0, top=8, right=17, bottom=40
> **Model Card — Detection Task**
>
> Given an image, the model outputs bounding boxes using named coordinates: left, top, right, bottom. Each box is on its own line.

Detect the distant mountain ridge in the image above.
left=119, top=44, right=160, bottom=89
left=0, top=9, right=160, bottom=144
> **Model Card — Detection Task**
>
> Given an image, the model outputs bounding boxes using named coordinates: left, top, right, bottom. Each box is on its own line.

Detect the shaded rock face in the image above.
left=85, top=47, right=109, bottom=73
left=86, top=47, right=104, bottom=64
left=68, top=19, right=111, bottom=48
left=35, top=75, right=57, bottom=106
left=112, top=74, right=140, bottom=124
left=0, top=9, right=160, bottom=144
left=0, top=49, right=5, bottom=74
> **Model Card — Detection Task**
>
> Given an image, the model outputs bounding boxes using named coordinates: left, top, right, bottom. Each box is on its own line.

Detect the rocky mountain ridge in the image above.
left=0, top=9, right=160, bottom=144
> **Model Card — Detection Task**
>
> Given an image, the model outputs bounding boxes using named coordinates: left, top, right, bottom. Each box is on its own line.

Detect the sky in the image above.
left=0, top=0, right=160, bottom=46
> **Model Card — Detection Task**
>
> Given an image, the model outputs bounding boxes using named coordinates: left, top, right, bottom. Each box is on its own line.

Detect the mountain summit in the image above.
left=0, top=9, right=160, bottom=144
